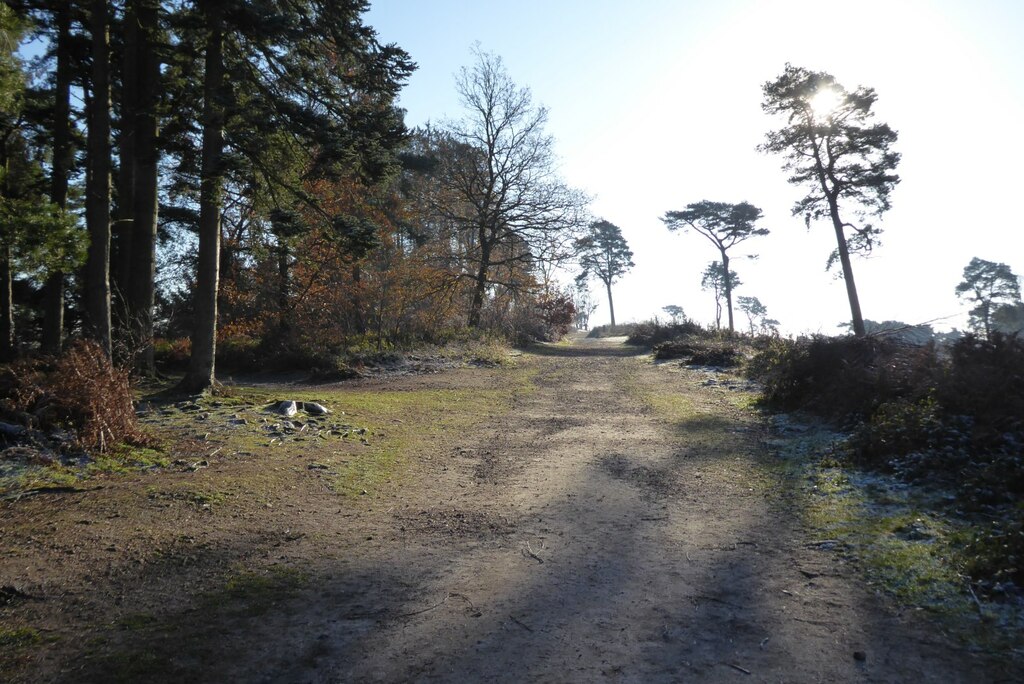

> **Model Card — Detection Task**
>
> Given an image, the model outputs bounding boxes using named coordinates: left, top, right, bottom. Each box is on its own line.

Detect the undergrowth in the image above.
left=749, top=333, right=1024, bottom=599
left=0, top=340, right=148, bottom=453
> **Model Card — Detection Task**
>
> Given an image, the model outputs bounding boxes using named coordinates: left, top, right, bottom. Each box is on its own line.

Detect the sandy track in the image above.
left=270, top=336, right=1009, bottom=682
left=3, top=335, right=1016, bottom=682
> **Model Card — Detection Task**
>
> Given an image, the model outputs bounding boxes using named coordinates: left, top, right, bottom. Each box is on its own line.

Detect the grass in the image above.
left=1, top=359, right=537, bottom=503
left=205, top=566, right=308, bottom=616
left=765, top=424, right=1024, bottom=652
left=0, top=627, right=43, bottom=647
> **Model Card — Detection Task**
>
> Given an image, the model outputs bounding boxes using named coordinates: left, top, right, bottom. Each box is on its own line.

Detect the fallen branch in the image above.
left=692, top=594, right=744, bottom=610
left=522, top=542, right=544, bottom=564
left=509, top=614, right=534, bottom=632
left=966, top=581, right=985, bottom=617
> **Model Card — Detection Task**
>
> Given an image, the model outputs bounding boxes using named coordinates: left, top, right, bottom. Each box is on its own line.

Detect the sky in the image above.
left=364, top=0, right=1024, bottom=335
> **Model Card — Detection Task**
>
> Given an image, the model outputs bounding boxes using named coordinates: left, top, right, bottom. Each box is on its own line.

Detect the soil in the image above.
left=1, top=334, right=1019, bottom=682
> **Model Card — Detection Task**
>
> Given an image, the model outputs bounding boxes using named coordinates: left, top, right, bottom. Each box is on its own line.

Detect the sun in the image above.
left=808, top=87, right=844, bottom=120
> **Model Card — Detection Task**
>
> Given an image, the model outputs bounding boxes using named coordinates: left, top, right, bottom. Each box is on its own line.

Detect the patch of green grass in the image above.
left=325, top=383, right=518, bottom=496
left=89, top=445, right=171, bottom=474
left=764, top=431, right=1024, bottom=652
left=0, top=627, right=42, bottom=647
left=203, top=566, right=308, bottom=617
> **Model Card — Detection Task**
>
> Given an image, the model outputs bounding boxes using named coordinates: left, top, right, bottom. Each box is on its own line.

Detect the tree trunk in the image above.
left=721, top=250, right=734, bottom=333
left=41, top=4, right=73, bottom=356
left=0, top=243, right=13, bottom=362
left=113, top=0, right=139, bottom=309
left=179, top=6, right=224, bottom=393
left=828, top=196, right=865, bottom=336
left=277, top=242, right=290, bottom=334
left=127, top=0, right=160, bottom=374
left=468, top=238, right=491, bottom=328
left=605, top=279, right=616, bottom=328
left=84, top=0, right=112, bottom=357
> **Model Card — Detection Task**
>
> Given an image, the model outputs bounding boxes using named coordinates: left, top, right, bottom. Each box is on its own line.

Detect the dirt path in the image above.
left=1, top=335, right=1016, bottom=682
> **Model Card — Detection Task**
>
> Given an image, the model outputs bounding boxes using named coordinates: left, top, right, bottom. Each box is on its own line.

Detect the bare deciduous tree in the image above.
left=441, top=47, right=587, bottom=327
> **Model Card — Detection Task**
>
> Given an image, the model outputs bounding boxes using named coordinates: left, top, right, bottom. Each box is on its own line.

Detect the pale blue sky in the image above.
left=366, top=0, right=1024, bottom=333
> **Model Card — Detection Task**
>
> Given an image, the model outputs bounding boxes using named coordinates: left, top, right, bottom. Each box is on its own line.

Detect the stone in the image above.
left=302, top=402, right=330, bottom=416
left=278, top=400, right=298, bottom=417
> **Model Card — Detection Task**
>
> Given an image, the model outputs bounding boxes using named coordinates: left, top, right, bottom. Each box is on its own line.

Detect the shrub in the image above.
left=0, top=341, right=146, bottom=452
left=153, top=337, right=191, bottom=370
left=654, top=335, right=742, bottom=367
left=937, top=334, right=1024, bottom=442
left=961, top=515, right=1024, bottom=595
left=587, top=323, right=637, bottom=339
left=746, top=335, right=940, bottom=421
left=626, top=320, right=706, bottom=346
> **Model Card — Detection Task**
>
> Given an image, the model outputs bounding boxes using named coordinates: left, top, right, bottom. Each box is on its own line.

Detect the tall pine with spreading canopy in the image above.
left=575, top=220, right=633, bottom=327
left=760, top=64, right=900, bottom=337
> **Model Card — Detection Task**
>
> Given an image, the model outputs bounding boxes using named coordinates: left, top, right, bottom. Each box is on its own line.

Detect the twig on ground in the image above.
left=522, top=541, right=544, bottom=564
left=509, top=614, right=534, bottom=632
left=725, top=662, right=752, bottom=675
left=759, top=637, right=770, bottom=650
left=207, top=447, right=222, bottom=457
left=966, top=581, right=985, bottom=617
left=692, top=594, right=743, bottom=610
left=448, top=592, right=478, bottom=612
left=395, top=593, right=454, bottom=619
left=641, top=516, right=668, bottom=521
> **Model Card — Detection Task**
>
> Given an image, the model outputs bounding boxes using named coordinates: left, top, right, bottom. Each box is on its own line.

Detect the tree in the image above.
left=993, top=302, right=1024, bottom=335
left=760, top=64, right=900, bottom=337
left=31, top=1, right=77, bottom=356
left=0, top=3, right=80, bottom=361
left=736, top=295, right=768, bottom=335
left=174, top=0, right=414, bottom=392
left=83, top=0, right=112, bottom=356
left=701, top=261, right=740, bottom=330
left=662, top=304, right=685, bottom=325
left=441, top=48, right=587, bottom=327
left=661, top=201, right=767, bottom=333
left=121, top=0, right=161, bottom=373
left=574, top=219, right=633, bottom=327
left=572, top=284, right=598, bottom=330
left=956, top=257, right=1021, bottom=340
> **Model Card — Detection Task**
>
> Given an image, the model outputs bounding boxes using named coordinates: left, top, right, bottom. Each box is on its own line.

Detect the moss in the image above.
left=0, top=627, right=42, bottom=647
left=203, top=566, right=308, bottom=617
left=765, top=429, right=1024, bottom=650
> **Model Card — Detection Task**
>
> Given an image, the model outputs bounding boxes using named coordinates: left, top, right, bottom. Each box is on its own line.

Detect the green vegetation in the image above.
left=748, top=332, right=1024, bottom=602
left=0, top=626, right=42, bottom=647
